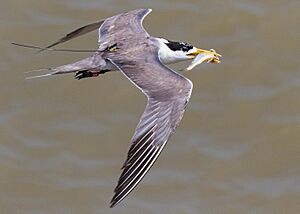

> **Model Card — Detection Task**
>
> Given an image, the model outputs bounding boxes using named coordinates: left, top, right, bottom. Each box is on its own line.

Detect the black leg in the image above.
left=74, top=70, right=110, bottom=80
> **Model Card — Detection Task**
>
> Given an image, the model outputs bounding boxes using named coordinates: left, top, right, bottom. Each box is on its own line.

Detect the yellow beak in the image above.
left=187, top=48, right=222, bottom=63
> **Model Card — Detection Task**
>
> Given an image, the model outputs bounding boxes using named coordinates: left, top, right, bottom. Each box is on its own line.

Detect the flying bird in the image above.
left=27, top=8, right=221, bottom=207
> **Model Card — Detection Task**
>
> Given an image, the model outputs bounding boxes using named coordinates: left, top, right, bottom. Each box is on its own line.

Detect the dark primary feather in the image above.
left=108, top=87, right=191, bottom=207
left=40, top=20, right=104, bottom=52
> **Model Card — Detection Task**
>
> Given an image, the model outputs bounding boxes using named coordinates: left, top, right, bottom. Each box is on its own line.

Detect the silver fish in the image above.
left=186, top=49, right=221, bottom=71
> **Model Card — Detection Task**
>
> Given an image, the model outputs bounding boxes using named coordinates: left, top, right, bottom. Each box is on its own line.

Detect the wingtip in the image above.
left=110, top=188, right=127, bottom=208
left=145, top=8, right=153, bottom=15
left=109, top=198, right=119, bottom=208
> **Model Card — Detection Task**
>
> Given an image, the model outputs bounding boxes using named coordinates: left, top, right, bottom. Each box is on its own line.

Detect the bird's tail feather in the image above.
left=26, top=54, right=104, bottom=79
left=26, top=73, right=53, bottom=80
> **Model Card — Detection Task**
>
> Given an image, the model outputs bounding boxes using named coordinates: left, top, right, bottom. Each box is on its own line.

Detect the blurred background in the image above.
left=0, top=0, right=299, bottom=213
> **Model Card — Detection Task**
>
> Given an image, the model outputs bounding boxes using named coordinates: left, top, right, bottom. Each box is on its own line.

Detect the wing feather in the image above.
left=40, top=20, right=104, bottom=52
left=40, top=8, right=152, bottom=52
left=107, top=48, right=193, bottom=207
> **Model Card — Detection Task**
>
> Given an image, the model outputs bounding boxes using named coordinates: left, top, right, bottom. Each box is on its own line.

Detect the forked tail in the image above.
left=26, top=53, right=106, bottom=79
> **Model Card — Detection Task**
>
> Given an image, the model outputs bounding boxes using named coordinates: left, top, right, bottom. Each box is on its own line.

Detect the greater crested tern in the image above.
left=29, top=8, right=221, bottom=207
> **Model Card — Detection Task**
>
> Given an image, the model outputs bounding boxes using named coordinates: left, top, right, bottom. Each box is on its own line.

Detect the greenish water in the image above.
left=0, top=0, right=299, bottom=213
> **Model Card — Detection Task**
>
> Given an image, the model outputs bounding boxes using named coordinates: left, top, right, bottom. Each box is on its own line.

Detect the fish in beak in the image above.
left=186, top=48, right=222, bottom=71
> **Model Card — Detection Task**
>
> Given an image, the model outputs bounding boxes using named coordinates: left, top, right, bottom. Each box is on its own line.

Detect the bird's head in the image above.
left=158, top=38, right=221, bottom=68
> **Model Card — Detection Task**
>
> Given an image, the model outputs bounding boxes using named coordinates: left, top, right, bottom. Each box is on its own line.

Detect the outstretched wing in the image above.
left=40, top=8, right=152, bottom=52
left=106, top=42, right=193, bottom=207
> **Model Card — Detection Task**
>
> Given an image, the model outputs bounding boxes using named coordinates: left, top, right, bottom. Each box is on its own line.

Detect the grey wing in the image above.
left=98, top=8, right=152, bottom=50
left=40, top=20, right=104, bottom=51
left=40, top=8, right=152, bottom=52
left=110, top=96, right=190, bottom=207
left=107, top=51, right=193, bottom=207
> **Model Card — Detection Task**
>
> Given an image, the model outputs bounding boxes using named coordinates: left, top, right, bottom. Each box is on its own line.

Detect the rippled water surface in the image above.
left=1, top=0, right=299, bottom=213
